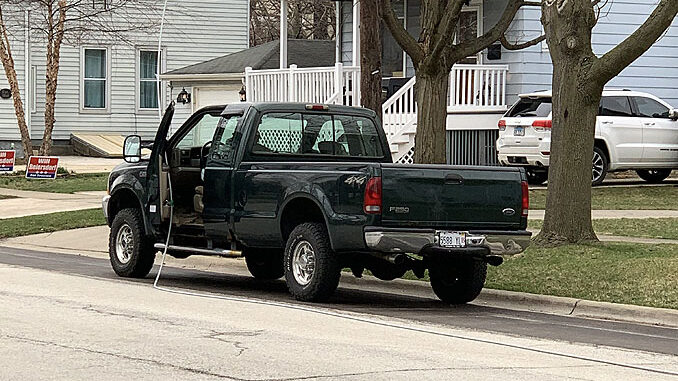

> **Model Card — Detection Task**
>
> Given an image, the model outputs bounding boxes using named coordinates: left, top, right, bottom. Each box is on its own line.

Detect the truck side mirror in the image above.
left=123, top=135, right=142, bottom=163
left=669, top=109, right=678, bottom=120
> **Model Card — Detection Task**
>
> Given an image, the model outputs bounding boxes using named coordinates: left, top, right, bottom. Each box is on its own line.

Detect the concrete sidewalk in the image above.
left=0, top=188, right=105, bottom=219
left=528, top=209, right=678, bottom=220
left=12, top=156, right=122, bottom=174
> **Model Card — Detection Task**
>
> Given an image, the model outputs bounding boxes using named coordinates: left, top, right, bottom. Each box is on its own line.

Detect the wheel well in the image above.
left=108, top=189, right=143, bottom=226
left=594, top=139, right=609, bottom=160
left=280, top=198, right=325, bottom=241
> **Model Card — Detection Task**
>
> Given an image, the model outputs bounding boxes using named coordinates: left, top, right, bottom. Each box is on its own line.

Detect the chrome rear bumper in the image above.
left=364, top=228, right=531, bottom=256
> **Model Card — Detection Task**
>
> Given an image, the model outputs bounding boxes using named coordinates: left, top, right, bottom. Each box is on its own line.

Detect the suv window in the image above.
left=599, top=97, right=633, bottom=117
left=251, top=112, right=383, bottom=158
left=633, top=97, right=670, bottom=118
left=507, top=97, right=552, bottom=117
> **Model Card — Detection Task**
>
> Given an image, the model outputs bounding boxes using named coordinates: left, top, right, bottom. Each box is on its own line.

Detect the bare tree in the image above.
left=0, top=0, right=162, bottom=156
left=250, top=0, right=336, bottom=46
left=360, top=0, right=382, bottom=115
left=0, top=5, right=31, bottom=157
left=381, top=0, right=542, bottom=164
left=536, top=0, right=678, bottom=244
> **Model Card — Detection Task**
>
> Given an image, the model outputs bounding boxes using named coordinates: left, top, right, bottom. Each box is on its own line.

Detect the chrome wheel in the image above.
left=292, top=240, right=316, bottom=286
left=592, top=151, right=604, bottom=183
left=115, top=223, right=134, bottom=264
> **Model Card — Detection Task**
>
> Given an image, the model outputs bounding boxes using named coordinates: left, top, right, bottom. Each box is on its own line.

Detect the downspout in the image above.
left=24, top=10, right=31, bottom=136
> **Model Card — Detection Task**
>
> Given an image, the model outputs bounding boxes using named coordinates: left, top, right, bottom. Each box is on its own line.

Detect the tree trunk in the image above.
left=40, top=0, right=66, bottom=156
left=360, top=0, right=382, bottom=116
left=0, top=9, right=32, bottom=158
left=536, top=0, right=601, bottom=244
left=413, top=69, right=448, bottom=164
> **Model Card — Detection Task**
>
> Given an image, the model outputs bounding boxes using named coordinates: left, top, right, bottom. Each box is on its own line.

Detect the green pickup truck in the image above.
left=103, top=102, right=531, bottom=303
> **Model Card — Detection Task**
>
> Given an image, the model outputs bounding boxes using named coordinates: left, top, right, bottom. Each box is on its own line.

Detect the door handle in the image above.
left=644, top=122, right=656, bottom=126
left=601, top=121, right=613, bottom=125
left=445, top=174, right=464, bottom=184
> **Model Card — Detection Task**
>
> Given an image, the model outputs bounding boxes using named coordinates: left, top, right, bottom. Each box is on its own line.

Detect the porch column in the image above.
left=280, top=0, right=288, bottom=68
left=335, top=1, right=341, bottom=63
left=352, top=0, right=360, bottom=66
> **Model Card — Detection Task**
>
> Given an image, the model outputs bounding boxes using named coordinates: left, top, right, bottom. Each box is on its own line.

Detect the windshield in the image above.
left=507, top=97, right=552, bottom=117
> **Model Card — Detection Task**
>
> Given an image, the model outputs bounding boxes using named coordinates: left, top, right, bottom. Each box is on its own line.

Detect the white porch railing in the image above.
left=449, top=64, right=509, bottom=111
left=245, top=63, right=361, bottom=106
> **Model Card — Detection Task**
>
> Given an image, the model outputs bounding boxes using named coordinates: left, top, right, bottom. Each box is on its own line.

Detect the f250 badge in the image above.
left=344, top=175, right=367, bottom=186
left=389, top=206, right=410, bottom=214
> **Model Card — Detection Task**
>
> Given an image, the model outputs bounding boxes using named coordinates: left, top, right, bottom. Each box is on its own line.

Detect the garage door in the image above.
left=194, top=85, right=242, bottom=111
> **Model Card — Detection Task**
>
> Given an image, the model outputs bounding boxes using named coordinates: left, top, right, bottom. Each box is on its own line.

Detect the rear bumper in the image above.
left=364, top=227, right=531, bottom=256
left=497, top=145, right=550, bottom=167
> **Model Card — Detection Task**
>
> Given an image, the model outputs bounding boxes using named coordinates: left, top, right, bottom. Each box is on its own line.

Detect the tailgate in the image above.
left=380, top=164, right=525, bottom=229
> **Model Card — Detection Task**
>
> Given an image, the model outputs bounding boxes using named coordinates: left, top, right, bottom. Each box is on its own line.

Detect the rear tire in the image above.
left=109, top=208, right=156, bottom=278
left=284, top=223, right=340, bottom=302
left=592, top=147, right=608, bottom=186
left=636, top=169, right=672, bottom=184
left=245, top=249, right=284, bottom=280
left=429, top=258, right=487, bottom=304
left=526, top=170, right=548, bottom=186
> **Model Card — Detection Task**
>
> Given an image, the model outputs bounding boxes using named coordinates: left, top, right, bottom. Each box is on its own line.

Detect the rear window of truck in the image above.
left=507, top=97, right=552, bottom=117
left=251, top=112, right=384, bottom=158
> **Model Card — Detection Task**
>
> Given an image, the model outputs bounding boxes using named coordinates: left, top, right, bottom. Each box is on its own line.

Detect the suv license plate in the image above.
left=438, top=231, right=467, bottom=248
left=514, top=127, right=525, bottom=136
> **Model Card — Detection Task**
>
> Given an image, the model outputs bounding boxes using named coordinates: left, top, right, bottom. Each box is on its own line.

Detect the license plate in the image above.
left=514, top=127, right=525, bottom=136
left=438, top=231, right=467, bottom=248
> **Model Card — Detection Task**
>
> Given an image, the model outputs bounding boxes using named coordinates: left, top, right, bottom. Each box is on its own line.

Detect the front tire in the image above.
left=592, top=147, right=608, bottom=186
left=284, top=223, right=340, bottom=302
left=109, top=208, right=156, bottom=278
left=429, top=258, right=487, bottom=304
left=245, top=249, right=284, bottom=280
left=636, top=169, right=672, bottom=184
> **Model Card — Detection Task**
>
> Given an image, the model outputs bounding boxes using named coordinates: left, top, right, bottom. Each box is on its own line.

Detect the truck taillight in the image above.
left=521, top=181, right=529, bottom=217
left=364, top=177, right=382, bottom=214
left=532, top=119, right=552, bottom=131
left=498, top=119, right=506, bottom=131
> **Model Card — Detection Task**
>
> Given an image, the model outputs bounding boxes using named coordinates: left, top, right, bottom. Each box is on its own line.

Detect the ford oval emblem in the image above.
left=502, top=208, right=516, bottom=216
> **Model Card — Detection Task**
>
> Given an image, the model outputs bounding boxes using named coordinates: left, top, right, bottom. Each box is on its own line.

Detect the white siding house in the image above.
left=0, top=1, right=249, bottom=156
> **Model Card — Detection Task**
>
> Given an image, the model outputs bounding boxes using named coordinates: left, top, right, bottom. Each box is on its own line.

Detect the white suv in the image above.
left=497, top=90, right=678, bottom=185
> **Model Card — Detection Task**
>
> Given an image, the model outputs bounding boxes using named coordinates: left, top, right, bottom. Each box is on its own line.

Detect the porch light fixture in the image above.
left=177, top=87, right=191, bottom=104
left=239, top=86, right=247, bottom=102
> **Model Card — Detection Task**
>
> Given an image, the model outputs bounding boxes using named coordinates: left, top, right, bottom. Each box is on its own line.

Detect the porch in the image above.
left=244, top=63, right=509, bottom=163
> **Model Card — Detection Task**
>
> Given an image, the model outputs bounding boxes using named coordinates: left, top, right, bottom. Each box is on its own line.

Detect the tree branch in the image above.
left=381, top=0, right=424, bottom=64
left=500, top=33, right=546, bottom=50
left=593, top=0, right=678, bottom=82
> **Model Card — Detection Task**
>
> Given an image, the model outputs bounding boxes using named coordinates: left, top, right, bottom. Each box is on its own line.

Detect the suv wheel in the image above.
left=592, top=147, right=608, bottom=186
left=109, top=208, right=156, bottom=278
left=429, top=258, right=487, bottom=304
left=245, top=249, right=284, bottom=280
left=526, top=170, right=548, bottom=186
left=636, top=169, right=672, bottom=184
left=284, top=223, right=340, bottom=302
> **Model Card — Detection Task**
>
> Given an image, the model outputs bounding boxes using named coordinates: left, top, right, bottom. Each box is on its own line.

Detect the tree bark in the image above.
left=360, top=0, right=382, bottom=116
left=413, top=69, right=448, bottom=164
left=40, top=0, right=66, bottom=156
left=0, top=7, right=32, bottom=158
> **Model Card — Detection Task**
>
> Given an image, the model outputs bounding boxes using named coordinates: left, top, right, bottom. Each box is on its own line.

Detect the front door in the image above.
left=632, top=96, right=678, bottom=164
left=598, top=96, right=643, bottom=165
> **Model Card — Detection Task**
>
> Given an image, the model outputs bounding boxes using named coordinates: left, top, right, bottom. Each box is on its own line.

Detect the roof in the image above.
left=161, top=39, right=336, bottom=80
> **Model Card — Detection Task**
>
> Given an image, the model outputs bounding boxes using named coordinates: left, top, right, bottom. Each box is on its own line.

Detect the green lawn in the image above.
left=0, top=209, right=106, bottom=239
left=0, top=173, right=108, bottom=194
left=530, top=186, right=678, bottom=210
left=529, top=218, right=678, bottom=240
left=405, top=242, right=678, bottom=309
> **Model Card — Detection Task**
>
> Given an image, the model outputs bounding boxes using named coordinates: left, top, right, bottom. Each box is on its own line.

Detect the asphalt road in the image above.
left=1, top=245, right=676, bottom=359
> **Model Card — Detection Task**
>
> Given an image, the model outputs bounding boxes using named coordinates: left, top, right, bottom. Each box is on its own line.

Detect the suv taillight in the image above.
left=364, top=177, right=382, bottom=214
left=498, top=119, right=506, bottom=131
left=521, top=181, right=529, bottom=217
left=532, top=120, right=552, bottom=131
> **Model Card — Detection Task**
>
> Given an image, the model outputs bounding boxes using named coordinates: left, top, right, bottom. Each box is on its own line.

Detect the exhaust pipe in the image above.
left=369, top=252, right=406, bottom=266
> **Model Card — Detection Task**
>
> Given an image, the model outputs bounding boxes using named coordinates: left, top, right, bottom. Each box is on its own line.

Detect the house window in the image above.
left=83, top=48, right=107, bottom=109
left=139, top=50, right=159, bottom=109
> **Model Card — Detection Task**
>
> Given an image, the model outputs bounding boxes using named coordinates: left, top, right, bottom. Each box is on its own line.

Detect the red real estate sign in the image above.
left=26, top=156, right=60, bottom=179
left=0, top=150, right=15, bottom=172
